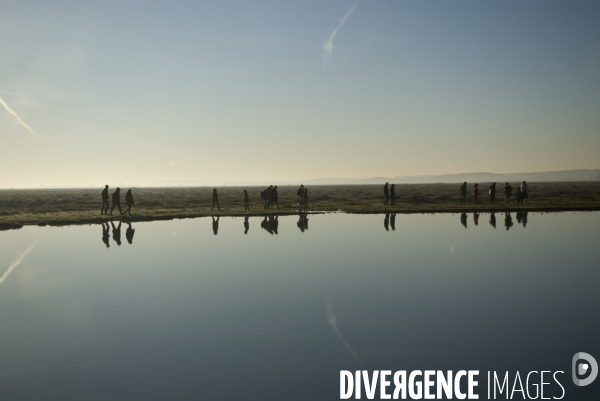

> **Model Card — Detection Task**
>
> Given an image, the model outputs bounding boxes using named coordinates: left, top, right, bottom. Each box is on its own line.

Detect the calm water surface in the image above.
left=0, top=212, right=598, bottom=400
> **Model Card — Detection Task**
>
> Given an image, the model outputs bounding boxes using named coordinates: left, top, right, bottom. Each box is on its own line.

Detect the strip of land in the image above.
left=1, top=182, right=599, bottom=230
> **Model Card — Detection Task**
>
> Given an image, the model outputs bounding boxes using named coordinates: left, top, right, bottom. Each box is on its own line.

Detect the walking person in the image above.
left=383, top=183, right=390, bottom=205
left=460, top=182, right=467, bottom=204
left=110, top=187, right=122, bottom=215
left=520, top=181, right=528, bottom=203
left=504, top=182, right=513, bottom=206
left=489, top=182, right=496, bottom=204
left=101, top=185, right=110, bottom=214
left=212, top=189, right=220, bottom=211
left=265, top=186, right=272, bottom=209
left=390, top=184, right=396, bottom=206
left=516, top=187, right=523, bottom=204
left=243, top=190, right=250, bottom=211
left=124, top=189, right=135, bottom=215
left=296, top=184, right=304, bottom=207
left=270, top=185, right=280, bottom=209
left=472, top=183, right=480, bottom=203
left=261, top=189, right=268, bottom=209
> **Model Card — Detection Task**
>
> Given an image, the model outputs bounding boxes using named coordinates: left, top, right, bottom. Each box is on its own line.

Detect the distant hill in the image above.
left=302, top=169, right=600, bottom=185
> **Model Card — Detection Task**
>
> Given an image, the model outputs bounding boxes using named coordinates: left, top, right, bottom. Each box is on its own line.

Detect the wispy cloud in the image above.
left=326, top=299, right=362, bottom=362
left=0, top=96, right=43, bottom=138
left=323, top=1, right=359, bottom=68
left=0, top=243, right=36, bottom=286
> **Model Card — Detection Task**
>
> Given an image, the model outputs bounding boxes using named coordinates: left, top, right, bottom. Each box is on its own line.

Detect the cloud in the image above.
left=0, top=96, right=43, bottom=138
left=0, top=243, right=36, bottom=286
left=323, top=1, right=359, bottom=68
left=326, top=299, right=362, bottom=362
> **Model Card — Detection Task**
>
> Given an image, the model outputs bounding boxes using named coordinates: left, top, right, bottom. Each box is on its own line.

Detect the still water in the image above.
left=0, top=212, right=598, bottom=400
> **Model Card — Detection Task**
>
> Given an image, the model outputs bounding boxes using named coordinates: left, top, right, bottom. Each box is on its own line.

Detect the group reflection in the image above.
left=100, top=212, right=532, bottom=247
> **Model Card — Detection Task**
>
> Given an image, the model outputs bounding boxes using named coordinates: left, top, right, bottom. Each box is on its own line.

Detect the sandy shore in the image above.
left=1, top=182, right=599, bottom=230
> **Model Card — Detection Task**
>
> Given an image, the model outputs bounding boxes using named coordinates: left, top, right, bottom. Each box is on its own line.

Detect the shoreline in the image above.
left=1, top=182, right=599, bottom=230
left=1, top=205, right=599, bottom=231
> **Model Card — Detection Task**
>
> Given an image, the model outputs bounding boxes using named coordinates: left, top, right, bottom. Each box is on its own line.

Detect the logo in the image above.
left=572, top=352, right=598, bottom=387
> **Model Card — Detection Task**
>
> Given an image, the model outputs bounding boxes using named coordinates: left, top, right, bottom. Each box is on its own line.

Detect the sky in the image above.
left=1, top=0, right=599, bottom=188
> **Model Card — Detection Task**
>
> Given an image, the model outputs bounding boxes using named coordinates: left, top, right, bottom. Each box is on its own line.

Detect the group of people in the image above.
left=259, top=186, right=280, bottom=209
left=101, top=185, right=135, bottom=215
left=461, top=181, right=529, bottom=206
left=383, top=183, right=396, bottom=206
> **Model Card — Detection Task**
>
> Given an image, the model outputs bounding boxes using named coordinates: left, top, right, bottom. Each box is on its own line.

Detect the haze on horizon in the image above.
left=1, top=0, right=599, bottom=189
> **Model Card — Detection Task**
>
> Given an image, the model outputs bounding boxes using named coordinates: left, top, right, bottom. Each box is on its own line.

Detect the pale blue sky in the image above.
left=1, top=0, right=599, bottom=187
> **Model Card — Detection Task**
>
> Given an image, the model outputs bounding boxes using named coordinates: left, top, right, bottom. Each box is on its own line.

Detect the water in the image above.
left=0, top=212, right=598, bottom=400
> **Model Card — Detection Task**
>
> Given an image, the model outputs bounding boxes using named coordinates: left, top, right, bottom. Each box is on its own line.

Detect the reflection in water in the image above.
left=505, top=212, right=513, bottom=231
left=126, top=223, right=135, bottom=245
left=212, top=216, right=219, bottom=236
left=102, top=223, right=110, bottom=247
left=0, top=243, right=36, bottom=285
left=460, top=213, right=468, bottom=229
left=384, top=213, right=390, bottom=231
left=261, top=216, right=278, bottom=235
left=489, top=212, right=496, bottom=229
left=473, top=213, right=479, bottom=226
left=390, top=213, right=396, bottom=231
left=325, top=300, right=361, bottom=362
left=244, top=216, right=249, bottom=235
left=516, top=211, right=528, bottom=228
left=297, top=214, right=309, bottom=233
left=111, top=221, right=122, bottom=246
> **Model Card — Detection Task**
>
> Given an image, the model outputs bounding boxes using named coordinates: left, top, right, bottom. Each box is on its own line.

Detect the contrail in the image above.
left=326, top=299, right=362, bottom=362
left=0, top=243, right=36, bottom=286
left=323, top=1, right=359, bottom=68
left=0, top=96, right=43, bottom=138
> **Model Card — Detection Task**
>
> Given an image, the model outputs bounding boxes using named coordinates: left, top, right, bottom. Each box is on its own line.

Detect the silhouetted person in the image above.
left=384, top=213, right=390, bottom=231
left=244, top=216, right=249, bottom=234
left=270, top=186, right=280, bottom=209
left=516, top=187, right=523, bottom=204
left=110, top=187, right=122, bottom=215
left=110, top=221, right=122, bottom=246
left=473, top=212, right=479, bottom=226
left=504, top=212, right=513, bottom=231
left=460, top=182, right=467, bottom=204
left=265, top=186, right=272, bottom=209
left=303, top=188, right=308, bottom=209
left=504, top=182, right=513, bottom=205
left=489, top=212, right=497, bottom=228
left=297, top=184, right=304, bottom=207
left=212, top=189, right=220, bottom=210
left=390, top=184, right=396, bottom=205
left=126, top=222, right=135, bottom=244
left=390, top=213, right=396, bottom=230
left=383, top=183, right=390, bottom=205
left=472, top=183, right=480, bottom=203
left=520, top=181, right=528, bottom=203
left=124, top=189, right=135, bottom=215
left=460, top=213, right=468, bottom=228
left=243, top=190, right=250, bottom=211
left=489, top=182, right=496, bottom=204
left=101, top=185, right=110, bottom=214
left=261, top=189, right=268, bottom=209
left=212, top=216, right=219, bottom=235
left=102, top=222, right=110, bottom=247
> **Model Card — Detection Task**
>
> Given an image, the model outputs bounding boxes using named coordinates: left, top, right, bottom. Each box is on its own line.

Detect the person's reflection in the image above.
left=504, top=212, right=513, bottom=231
left=126, top=222, right=135, bottom=244
left=102, top=222, right=110, bottom=248
left=271, top=216, right=279, bottom=235
left=212, top=216, right=219, bottom=235
left=521, top=211, right=528, bottom=228
left=297, top=213, right=309, bottom=233
left=390, top=213, right=396, bottom=231
left=516, top=212, right=522, bottom=225
left=489, top=212, right=496, bottom=229
left=473, top=213, right=480, bottom=226
left=261, top=216, right=273, bottom=235
left=244, top=216, right=249, bottom=235
left=384, top=213, right=390, bottom=231
left=110, top=221, right=122, bottom=246
left=460, top=213, right=468, bottom=229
